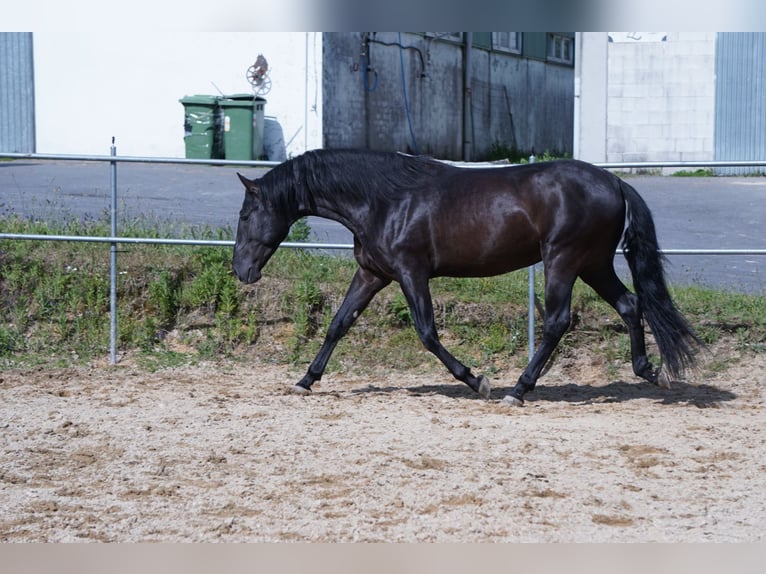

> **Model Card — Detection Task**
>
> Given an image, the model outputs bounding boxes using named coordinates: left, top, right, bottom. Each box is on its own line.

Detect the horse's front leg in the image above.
left=398, top=274, right=491, bottom=399
left=293, top=268, right=390, bottom=394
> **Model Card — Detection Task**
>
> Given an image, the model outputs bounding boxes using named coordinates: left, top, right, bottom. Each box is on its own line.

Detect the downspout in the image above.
left=573, top=32, right=582, bottom=159
left=463, top=32, right=472, bottom=161
left=305, top=32, right=309, bottom=153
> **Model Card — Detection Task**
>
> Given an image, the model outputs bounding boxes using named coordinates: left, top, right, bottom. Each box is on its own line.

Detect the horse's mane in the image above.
left=258, top=149, right=455, bottom=210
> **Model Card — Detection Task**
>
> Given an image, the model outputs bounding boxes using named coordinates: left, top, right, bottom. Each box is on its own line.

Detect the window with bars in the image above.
left=548, top=33, right=574, bottom=64
left=425, top=32, right=463, bottom=42
left=492, top=32, right=521, bottom=54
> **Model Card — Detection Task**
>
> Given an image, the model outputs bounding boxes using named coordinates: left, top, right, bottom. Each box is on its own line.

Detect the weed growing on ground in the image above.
left=1, top=213, right=764, bottom=373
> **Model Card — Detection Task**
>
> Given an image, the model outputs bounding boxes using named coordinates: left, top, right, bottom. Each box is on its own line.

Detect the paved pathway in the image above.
left=1, top=160, right=764, bottom=293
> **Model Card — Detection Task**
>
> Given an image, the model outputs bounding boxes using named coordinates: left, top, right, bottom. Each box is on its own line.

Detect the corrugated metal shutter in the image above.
left=0, top=32, right=36, bottom=153
left=714, top=33, right=766, bottom=175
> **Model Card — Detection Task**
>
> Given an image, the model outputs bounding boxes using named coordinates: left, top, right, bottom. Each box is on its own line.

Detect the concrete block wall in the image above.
left=606, top=32, right=716, bottom=165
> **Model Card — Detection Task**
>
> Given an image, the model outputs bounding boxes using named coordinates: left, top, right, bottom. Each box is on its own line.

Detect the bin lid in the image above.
left=219, top=94, right=256, bottom=109
left=179, top=95, right=219, bottom=105
left=223, top=93, right=255, bottom=101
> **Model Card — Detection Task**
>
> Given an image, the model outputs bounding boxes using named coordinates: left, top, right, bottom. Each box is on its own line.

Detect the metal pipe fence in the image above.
left=1, top=148, right=765, bottom=365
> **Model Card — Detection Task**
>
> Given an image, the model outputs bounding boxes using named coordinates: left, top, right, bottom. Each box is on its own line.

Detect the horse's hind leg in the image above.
left=581, top=267, right=661, bottom=385
left=505, top=271, right=576, bottom=406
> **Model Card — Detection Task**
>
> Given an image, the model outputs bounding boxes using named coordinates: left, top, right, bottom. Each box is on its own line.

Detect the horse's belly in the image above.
left=433, top=233, right=541, bottom=277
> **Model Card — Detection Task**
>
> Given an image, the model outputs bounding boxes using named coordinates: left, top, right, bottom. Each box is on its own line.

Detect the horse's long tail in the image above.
left=620, top=180, right=701, bottom=379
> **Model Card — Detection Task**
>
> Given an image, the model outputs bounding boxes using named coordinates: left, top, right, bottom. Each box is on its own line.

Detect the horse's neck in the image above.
left=301, top=183, right=371, bottom=237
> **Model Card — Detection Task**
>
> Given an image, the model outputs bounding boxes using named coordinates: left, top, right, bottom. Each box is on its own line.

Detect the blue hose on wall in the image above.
left=398, top=32, right=420, bottom=155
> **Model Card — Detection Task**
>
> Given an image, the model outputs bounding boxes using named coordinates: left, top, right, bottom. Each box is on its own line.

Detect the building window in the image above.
left=492, top=32, right=521, bottom=54
left=548, top=33, right=574, bottom=65
left=425, top=32, right=463, bottom=43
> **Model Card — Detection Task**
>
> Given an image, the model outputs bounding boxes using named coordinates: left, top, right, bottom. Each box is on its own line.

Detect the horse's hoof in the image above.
left=291, top=384, right=312, bottom=396
left=502, top=394, right=524, bottom=407
left=657, top=369, right=672, bottom=389
left=477, top=376, right=492, bottom=400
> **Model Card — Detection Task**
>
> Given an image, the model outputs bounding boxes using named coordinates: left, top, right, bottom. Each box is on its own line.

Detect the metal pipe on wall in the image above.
left=573, top=32, right=582, bottom=160
left=463, top=32, right=472, bottom=162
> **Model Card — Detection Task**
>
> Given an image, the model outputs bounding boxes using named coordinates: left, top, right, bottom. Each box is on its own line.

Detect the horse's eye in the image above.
left=240, top=204, right=259, bottom=220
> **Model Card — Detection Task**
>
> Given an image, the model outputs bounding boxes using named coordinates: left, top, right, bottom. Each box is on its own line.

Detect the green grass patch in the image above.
left=2, top=213, right=764, bottom=375
left=483, top=141, right=571, bottom=164
left=671, top=168, right=715, bottom=177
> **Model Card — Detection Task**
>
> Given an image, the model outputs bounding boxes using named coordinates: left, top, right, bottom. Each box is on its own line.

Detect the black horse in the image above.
left=232, top=149, right=700, bottom=405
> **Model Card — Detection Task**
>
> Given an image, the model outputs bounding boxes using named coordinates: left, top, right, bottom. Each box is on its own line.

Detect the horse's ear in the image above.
left=237, top=172, right=259, bottom=196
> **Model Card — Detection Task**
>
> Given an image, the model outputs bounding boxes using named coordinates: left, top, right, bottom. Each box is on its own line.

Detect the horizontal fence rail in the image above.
left=4, top=151, right=766, bottom=170
left=0, top=151, right=281, bottom=168
left=0, top=233, right=351, bottom=250
left=595, top=160, right=766, bottom=170
left=1, top=149, right=765, bottom=365
left=4, top=233, right=766, bottom=257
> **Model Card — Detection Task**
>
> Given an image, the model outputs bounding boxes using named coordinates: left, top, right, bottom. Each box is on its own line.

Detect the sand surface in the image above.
left=1, top=347, right=764, bottom=542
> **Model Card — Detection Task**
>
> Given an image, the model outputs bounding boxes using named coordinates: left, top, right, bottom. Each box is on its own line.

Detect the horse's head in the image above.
left=232, top=173, right=291, bottom=284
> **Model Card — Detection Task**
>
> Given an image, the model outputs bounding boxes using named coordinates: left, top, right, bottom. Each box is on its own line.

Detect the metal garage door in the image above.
left=0, top=32, right=36, bottom=153
left=714, top=32, right=766, bottom=175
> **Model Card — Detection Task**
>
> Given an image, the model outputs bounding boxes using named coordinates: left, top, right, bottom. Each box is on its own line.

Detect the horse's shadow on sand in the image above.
left=351, top=379, right=736, bottom=407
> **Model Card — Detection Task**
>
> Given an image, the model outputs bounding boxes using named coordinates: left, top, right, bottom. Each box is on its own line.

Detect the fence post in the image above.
left=110, top=138, right=118, bottom=365
left=527, top=152, right=537, bottom=360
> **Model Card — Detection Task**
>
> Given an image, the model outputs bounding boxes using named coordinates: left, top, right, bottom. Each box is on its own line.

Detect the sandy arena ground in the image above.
left=1, top=346, right=764, bottom=542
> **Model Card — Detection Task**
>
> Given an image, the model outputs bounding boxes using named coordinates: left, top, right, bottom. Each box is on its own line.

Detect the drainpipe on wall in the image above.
left=305, top=32, right=309, bottom=153
left=463, top=32, right=472, bottom=162
left=362, top=33, right=372, bottom=150
left=573, top=32, right=582, bottom=160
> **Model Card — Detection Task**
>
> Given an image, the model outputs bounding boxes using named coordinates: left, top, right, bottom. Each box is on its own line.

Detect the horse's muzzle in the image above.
left=233, top=263, right=261, bottom=284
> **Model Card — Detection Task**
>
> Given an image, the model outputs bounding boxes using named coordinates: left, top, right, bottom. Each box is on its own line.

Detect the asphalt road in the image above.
left=1, top=159, right=765, bottom=294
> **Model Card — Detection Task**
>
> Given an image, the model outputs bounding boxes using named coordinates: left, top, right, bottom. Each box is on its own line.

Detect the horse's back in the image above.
left=409, top=159, right=626, bottom=277
left=437, top=159, right=624, bottom=232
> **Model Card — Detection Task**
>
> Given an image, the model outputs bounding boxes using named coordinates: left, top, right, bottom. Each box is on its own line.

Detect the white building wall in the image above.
left=606, top=32, right=716, bottom=164
left=575, top=32, right=716, bottom=167
left=32, top=32, right=322, bottom=158
left=573, top=32, right=608, bottom=163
